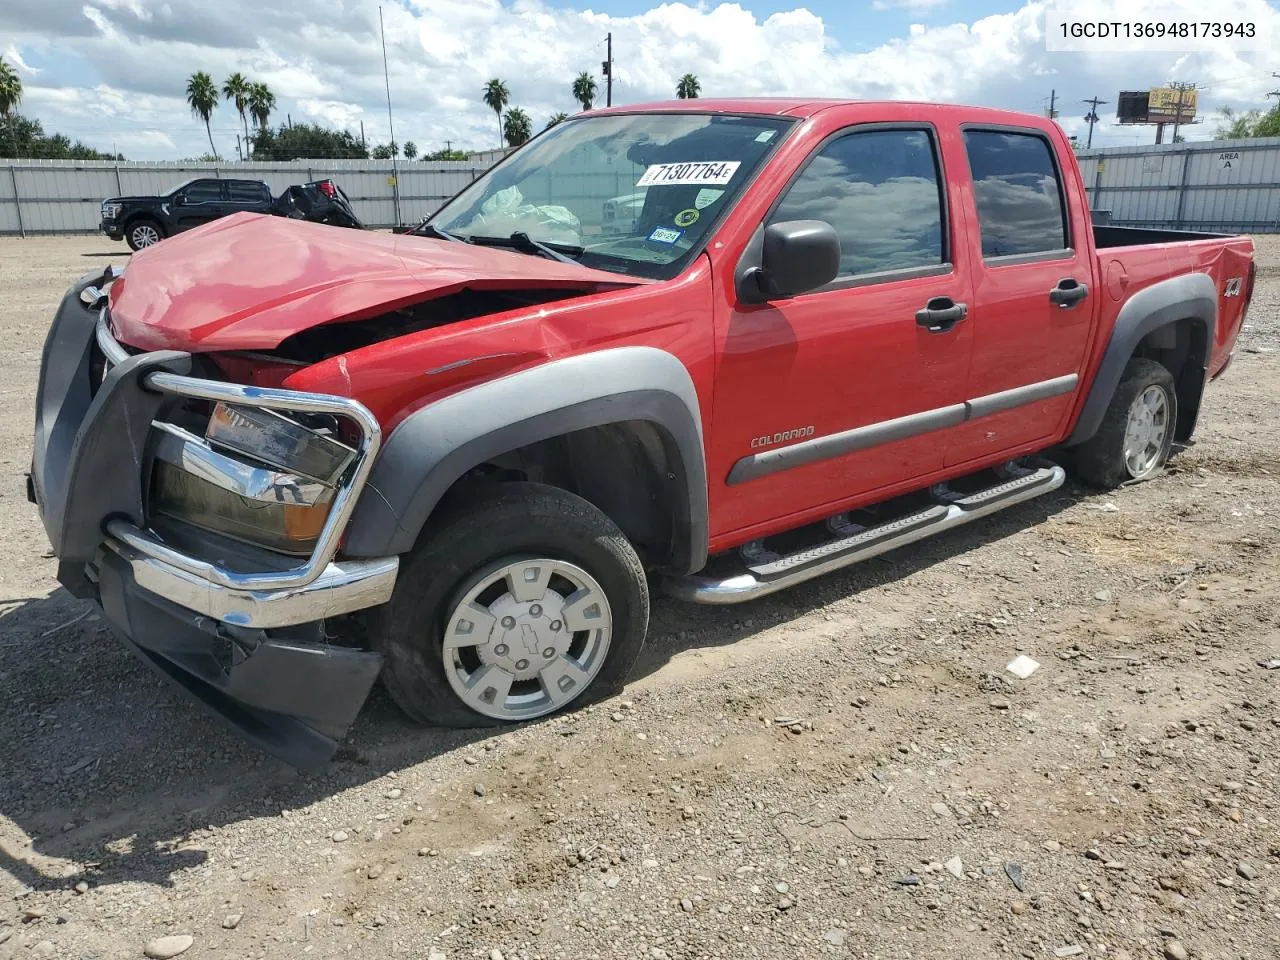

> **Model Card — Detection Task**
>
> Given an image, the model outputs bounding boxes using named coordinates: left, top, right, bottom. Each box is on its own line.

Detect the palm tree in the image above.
left=503, top=107, right=532, bottom=147
left=185, top=71, right=219, bottom=159
left=403, top=140, right=417, bottom=160
left=248, top=82, right=276, bottom=136
left=482, top=78, right=510, bottom=149
left=0, top=57, right=22, bottom=158
left=572, top=72, right=597, bottom=112
left=545, top=112, right=569, bottom=131
left=222, top=72, right=251, bottom=152
left=676, top=74, right=701, bottom=100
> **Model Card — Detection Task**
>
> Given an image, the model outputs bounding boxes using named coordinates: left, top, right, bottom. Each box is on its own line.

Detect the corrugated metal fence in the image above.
left=0, top=158, right=495, bottom=236
left=1076, top=136, right=1280, bottom=233
left=8, top=137, right=1280, bottom=237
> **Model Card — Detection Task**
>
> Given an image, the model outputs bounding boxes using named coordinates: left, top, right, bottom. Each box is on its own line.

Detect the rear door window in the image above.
left=963, top=130, right=1068, bottom=259
left=227, top=181, right=268, bottom=203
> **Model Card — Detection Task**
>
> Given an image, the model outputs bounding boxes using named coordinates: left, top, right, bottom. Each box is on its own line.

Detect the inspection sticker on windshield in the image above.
left=636, top=160, right=741, bottom=187
left=647, top=226, right=684, bottom=245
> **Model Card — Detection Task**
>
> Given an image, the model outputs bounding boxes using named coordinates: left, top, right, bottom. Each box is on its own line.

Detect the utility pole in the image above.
left=1082, top=96, right=1107, bottom=149
left=602, top=33, right=613, bottom=107
left=360, top=120, right=366, bottom=153
left=1268, top=72, right=1280, bottom=102
left=1046, top=89, right=1058, bottom=120
left=1170, top=81, right=1195, bottom=143
left=379, top=4, right=401, bottom=226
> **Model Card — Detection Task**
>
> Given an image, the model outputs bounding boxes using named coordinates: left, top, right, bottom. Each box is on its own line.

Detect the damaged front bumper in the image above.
left=28, top=266, right=398, bottom=770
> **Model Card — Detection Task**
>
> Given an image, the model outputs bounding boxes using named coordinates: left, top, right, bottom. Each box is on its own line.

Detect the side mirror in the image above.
left=741, top=220, right=840, bottom=303
left=172, top=194, right=186, bottom=206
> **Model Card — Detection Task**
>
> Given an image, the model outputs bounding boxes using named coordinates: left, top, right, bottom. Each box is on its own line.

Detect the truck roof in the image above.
left=589, top=98, right=1059, bottom=129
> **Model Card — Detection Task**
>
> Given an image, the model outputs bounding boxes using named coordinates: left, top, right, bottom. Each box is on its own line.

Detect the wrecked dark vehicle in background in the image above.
left=100, top=177, right=364, bottom=250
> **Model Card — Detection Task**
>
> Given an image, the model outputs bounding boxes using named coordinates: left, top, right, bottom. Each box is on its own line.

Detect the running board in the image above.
left=664, top=465, right=1065, bottom=605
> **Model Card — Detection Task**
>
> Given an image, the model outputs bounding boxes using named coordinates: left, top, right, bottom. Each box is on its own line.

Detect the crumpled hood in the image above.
left=106, top=212, right=636, bottom=353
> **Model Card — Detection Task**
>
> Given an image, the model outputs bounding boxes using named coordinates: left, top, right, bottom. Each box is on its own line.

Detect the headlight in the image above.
left=206, top=402, right=356, bottom=486
left=146, top=404, right=357, bottom=556
left=102, top=202, right=123, bottom=219
left=151, top=462, right=332, bottom=556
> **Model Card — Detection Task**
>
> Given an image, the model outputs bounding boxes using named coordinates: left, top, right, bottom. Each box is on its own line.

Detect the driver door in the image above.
left=708, top=123, right=977, bottom=538
left=172, top=179, right=225, bottom=232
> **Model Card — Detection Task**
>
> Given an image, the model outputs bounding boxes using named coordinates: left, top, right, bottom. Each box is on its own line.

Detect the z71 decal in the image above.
left=750, top=426, right=815, bottom=449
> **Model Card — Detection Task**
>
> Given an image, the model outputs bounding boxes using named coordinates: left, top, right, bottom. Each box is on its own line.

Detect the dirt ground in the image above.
left=1, top=235, right=1279, bottom=960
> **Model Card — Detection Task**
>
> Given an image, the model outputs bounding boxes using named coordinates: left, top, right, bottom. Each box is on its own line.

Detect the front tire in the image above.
left=1073, top=357, right=1177, bottom=489
left=125, top=219, right=164, bottom=251
left=373, top=482, right=649, bottom=728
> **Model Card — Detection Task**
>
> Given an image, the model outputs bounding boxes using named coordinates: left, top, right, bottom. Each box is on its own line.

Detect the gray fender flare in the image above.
left=1067, top=272, right=1216, bottom=446
left=343, top=345, right=709, bottom=573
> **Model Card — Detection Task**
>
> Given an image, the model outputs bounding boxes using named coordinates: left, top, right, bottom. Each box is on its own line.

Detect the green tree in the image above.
left=572, top=71, right=597, bottom=111
left=1216, top=104, right=1280, bottom=139
left=545, top=111, right=569, bottom=130
left=482, top=78, right=510, bottom=149
left=425, top=147, right=468, bottom=160
left=248, top=82, right=276, bottom=136
left=250, top=122, right=367, bottom=160
left=185, top=71, right=219, bottom=159
left=403, top=140, right=417, bottom=160
left=503, top=107, right=532, bottom=146
left=222, top=72, right=251, bottom=152
left=676, top=73, right=701, bottom=99
left=371, top=141, right=401, bottom=159
left=0, top=115, right=122, bottom=160
left=0, top=57, right=22, bottom=158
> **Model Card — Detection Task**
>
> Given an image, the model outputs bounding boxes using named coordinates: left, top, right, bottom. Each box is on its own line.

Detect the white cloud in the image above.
left=2, top=0, right=1279, bottom=160
left=872, top=0, right=951, bottom=12
left=2, top=45, right=39, bottom=74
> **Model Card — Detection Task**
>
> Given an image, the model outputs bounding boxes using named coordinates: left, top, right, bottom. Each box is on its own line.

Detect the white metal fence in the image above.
left=1076, top=136, right=1280, bottom=233
left=0, top=158, right=494, bottom=236
left=8, top=137, right=1280, bottom=238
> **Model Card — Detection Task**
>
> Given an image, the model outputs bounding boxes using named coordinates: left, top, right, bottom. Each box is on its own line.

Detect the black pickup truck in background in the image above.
left=100, top=177, right=363, bottom=250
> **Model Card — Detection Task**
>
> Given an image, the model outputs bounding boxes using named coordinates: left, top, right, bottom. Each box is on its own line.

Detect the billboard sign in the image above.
left=1147, top=86, right=1197, bottom=121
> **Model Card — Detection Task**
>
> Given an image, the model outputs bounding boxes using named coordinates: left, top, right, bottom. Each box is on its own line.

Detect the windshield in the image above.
left=426, top=112, right=797, bottom=280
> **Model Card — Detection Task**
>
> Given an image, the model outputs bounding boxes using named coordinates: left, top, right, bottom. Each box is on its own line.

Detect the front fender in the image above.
left=343, top=346, right=709, bottom=572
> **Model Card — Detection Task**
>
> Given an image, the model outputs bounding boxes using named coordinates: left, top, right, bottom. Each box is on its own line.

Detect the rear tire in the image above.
left=373, top=482, right=649, bottom=728
left=1073, top=357, right=1177, bottom=489
left=125, top=219, right=164, bottom=251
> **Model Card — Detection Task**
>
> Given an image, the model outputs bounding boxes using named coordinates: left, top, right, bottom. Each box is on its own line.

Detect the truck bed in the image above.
left=1093, top=224, right=1234, bottom=248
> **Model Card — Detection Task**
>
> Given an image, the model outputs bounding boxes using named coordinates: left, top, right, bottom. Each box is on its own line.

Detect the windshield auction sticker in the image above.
left=636, top=161, right=741, bottom=187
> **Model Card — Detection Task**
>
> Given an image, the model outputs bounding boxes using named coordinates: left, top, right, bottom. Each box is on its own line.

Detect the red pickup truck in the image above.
left=30, top=99, right=1256, bottom=768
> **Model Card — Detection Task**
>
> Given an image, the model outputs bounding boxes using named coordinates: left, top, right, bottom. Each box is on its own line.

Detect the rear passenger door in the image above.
left=226, top=180, right=273, bottom=215
left=944, top=127, right=1096, bottom=466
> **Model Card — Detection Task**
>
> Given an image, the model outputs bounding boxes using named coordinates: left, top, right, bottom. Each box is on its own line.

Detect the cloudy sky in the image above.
left=3, top=0, right=1279, bottom=160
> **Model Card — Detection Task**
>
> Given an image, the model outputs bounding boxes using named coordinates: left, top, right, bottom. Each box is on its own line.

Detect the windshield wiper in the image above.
left=417, top=221, right=463, bottom=242
left=469, top=231, right=583, bottom=265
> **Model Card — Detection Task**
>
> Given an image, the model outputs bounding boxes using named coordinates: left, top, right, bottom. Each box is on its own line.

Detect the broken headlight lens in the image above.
left=206, top=402, right=356, bottom=485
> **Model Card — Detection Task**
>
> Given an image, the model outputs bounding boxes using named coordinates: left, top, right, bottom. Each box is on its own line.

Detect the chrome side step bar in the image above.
left=664, top=465, right=1066, bottom=605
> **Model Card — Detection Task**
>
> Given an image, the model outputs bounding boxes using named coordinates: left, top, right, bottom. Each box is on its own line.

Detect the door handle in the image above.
left=915, top=297, right=968, bottom=333
left=1049, top=278, right=1089, bottom=308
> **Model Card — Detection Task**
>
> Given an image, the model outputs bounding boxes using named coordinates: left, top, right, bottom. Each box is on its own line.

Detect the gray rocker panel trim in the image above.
left=343, top=346, right=709, bottom=572
left=727, top=373, right=1079, bottom=486
left=1066, top=272, right=1217, bottom=446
